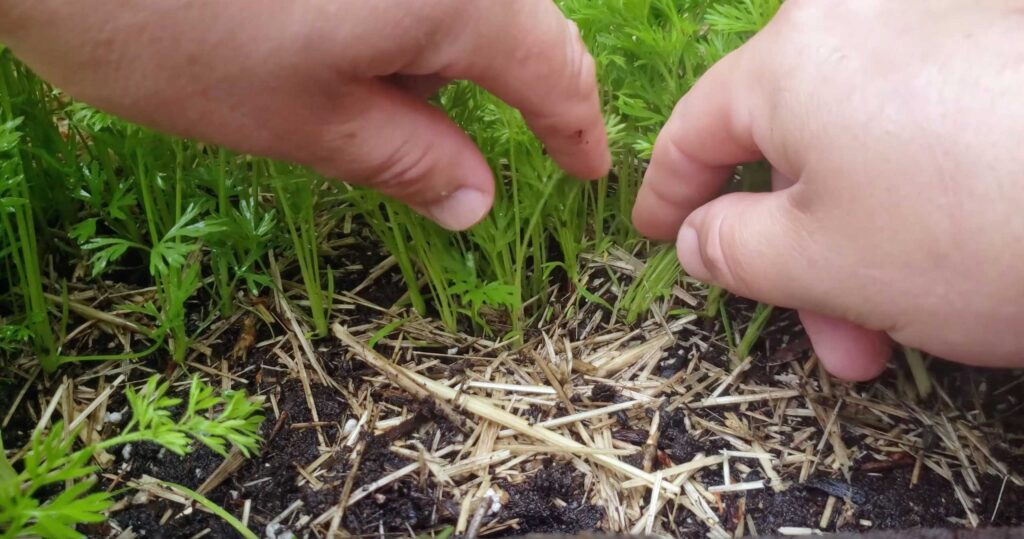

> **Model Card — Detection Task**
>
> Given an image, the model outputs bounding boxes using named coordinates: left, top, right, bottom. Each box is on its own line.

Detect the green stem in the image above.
left=273, top=172, right=327, bottom=336
left=214, top=148, right=233, bottom=315
left=904, top=346, right=932, bottom=400
left=703, top=286, right=725, bottom=319
left=736, top=303, right=774, bottom=362
left=0, top=66, right=57, bottom=370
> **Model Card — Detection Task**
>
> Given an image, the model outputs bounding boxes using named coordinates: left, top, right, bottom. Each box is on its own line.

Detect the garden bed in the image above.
left=3, top=2, right=1024, bottom=537
left=4, top=241, right=1022, bottom=539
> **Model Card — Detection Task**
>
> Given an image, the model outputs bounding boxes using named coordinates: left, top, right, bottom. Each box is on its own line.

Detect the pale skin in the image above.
left=634, top=0, right=1024, bottom=379
left=0, top=0, right=611, bottom=230
left=3, top=0, right=1023, bottom=380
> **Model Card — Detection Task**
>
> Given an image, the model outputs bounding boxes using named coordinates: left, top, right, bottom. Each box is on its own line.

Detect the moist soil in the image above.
left=4, top=330, right=1024, bottom=538
left=3, top=237, right=1024, bottom=538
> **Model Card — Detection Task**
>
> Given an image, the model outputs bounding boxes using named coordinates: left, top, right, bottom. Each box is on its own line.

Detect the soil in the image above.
left=0, top=376, right=37, bottom=451
left=3, top=241, right=1024, bottom=538
left=499, top=462, right=605, bottom=535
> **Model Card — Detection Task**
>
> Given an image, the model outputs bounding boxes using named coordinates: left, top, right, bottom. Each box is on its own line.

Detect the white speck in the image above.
left=484, top=488, right=502, bottom=514
left=104, top=411, right=124, bottom=424
left=342, top=418, right=358, bottom=437
left=447, top=347, right=459, bottom=355
left=265, top=522, right=294, bottom=539
left=131, top=490, right=150, bottom=504
left=121, top=444, right=133, bottom=460
left=773, top=373, right=800, bottom=386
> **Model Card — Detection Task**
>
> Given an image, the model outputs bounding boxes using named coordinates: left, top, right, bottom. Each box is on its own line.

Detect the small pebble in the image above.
left=265, top=522, right=294, bottom=539
left=342, top=418, right=358, bottom=437
left=485, top=487, right=503, bottom=514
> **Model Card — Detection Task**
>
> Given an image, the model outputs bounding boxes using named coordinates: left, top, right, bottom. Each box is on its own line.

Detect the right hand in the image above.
left=633, top=0, right=1024, bottom=380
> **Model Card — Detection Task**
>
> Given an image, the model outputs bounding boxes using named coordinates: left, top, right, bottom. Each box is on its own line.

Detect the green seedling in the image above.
left=618, top=245, right=682, bottom=324
left=0, top=116, right=57, bottom=371
left=736, top=302, right=774, bottom=364
left=0, top=374, right=263, bottom=539
left=904, top=346, right=933, bottom=400
left=83, top=201, right=224, bottom=363
left=271, top=166, right=331, bottom=337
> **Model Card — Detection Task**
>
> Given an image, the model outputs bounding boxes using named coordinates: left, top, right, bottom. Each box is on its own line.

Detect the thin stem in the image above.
left=214, top=148, right=233, bottom=315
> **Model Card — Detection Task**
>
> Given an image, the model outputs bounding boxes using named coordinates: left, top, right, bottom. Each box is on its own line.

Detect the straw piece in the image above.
left=334, top=324, right=683, bottom=497
left=694, top=389, right=801, bottom=408
left=707, top=480, right=765, bottom=493
left=593, top=334, right=672, bottom=378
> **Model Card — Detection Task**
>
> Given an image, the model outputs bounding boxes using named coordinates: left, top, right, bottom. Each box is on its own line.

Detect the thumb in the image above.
left=313, top=80, right=495, bottom=231
left=679, top=192, right=895, bottom=381
left=676, top=190, right=815, bottom=309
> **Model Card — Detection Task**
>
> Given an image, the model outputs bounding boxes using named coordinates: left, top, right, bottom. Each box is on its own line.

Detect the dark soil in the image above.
left=103, top=373, right=451, bottom=538
left=322, top=224, right=407, bottom=317
left=0, top=375, right=37, bottom=451
left=4, top=275, right=1024, bottom=538
left=497, top=462, right=604, bottom=536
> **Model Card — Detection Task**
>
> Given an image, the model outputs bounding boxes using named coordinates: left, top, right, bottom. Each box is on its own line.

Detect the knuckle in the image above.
left=363, top=140, right=438, bottom=200
left=314, top=123, right=437, bottom=201
left=661, top=121, right=703, bottom=167
left=700, top=212, right=752, bottom=291
left=646, top=173, right=687, bottom=208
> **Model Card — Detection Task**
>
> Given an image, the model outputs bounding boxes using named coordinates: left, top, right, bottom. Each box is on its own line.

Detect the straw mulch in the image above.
left=3, top=249, right=1023, bottom=538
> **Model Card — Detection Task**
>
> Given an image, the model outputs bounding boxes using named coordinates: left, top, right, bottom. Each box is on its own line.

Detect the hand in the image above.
left=0, top=0, right=610, bottom=230
left=633, top=0, right=1024, bottom=380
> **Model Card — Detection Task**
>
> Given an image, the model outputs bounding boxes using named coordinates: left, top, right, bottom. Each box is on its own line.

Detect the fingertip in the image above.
left=631, top=178, right=687, bottom=241
left=544, top=15, right=610, bottom=180
left=539, top=109, right=611, bottom=181
left=581, top=140, right=610, bottom=180
left=416, top=148, right=496, bottom=231
left=451, top=0, right=611, bottom=182
left=422, top=186, right=493, bottom=231
left=554, top=142, right=611, bottom=181
left=676, top=219, right=712, bottom=283
left=800, top=310, right=891, bottom=382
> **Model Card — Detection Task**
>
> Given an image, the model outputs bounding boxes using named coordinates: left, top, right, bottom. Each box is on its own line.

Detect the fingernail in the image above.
left=678, top=224, right=712, bottom=282
left=426, top=188, right=491, bottom=231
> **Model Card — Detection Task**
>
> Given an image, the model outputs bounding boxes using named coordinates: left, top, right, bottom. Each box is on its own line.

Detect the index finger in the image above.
left=434, top=0, right=611, bottom=180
